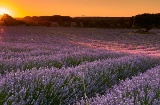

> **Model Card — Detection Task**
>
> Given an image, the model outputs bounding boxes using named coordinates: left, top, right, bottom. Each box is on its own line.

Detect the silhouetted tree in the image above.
left=0, top=14, right=19, bottom=26
left=134, top=13, right=160, bottom=32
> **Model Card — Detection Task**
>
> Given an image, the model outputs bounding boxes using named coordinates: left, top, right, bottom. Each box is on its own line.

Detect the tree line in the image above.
left=0, top=13, right=160, bottom=32
left=15, top=15, right=133, bottom=28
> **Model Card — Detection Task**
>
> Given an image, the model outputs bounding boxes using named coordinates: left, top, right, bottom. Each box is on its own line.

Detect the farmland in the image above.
left=0, top=26, right=160, bottom=105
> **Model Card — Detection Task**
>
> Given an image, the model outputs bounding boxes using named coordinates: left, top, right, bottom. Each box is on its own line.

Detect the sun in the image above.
left=0, top=8, right=12, bottom=15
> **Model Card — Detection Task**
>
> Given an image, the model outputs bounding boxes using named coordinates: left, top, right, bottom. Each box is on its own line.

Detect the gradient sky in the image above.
left=0, top=0, right=160, bottom=17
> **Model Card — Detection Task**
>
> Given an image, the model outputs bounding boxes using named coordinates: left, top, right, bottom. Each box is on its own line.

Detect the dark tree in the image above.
left=134, top=13, right=160, bottom=32
left=0, top=14, right=19, bottom=26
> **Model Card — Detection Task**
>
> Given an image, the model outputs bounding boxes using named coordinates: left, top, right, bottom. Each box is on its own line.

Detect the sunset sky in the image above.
left=0, top=0, right=160, bottom=17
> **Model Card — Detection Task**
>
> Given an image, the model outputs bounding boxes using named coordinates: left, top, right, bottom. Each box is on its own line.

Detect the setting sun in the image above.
left=0, top=8, right=12, bottom=15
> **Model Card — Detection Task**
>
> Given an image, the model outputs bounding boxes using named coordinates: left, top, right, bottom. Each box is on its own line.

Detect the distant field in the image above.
left=0, top=26, right=160, bottom=105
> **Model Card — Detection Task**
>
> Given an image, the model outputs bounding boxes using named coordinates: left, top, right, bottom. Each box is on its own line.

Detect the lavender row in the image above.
left=71, top=55, right=159, bottom=100
left=0, top=48, right=127, bottom=74
left=80, top=65, right=160, bottom=105
left=0, top=42, right=83, bottom=58
left=0, top=55, right=159, bottom=104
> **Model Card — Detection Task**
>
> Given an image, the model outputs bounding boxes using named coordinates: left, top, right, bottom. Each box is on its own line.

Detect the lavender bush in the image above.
left=0, top=49, right=127, bottom=74
left=81, top=65, right=160, bottom=105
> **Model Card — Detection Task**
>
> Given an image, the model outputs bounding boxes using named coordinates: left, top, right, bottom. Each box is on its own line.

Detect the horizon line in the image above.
left=1, top=12, right=160, bottom=18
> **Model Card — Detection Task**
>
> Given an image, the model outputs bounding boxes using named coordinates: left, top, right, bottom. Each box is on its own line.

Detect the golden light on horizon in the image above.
left=1, top=0, right=160, bottom=17
left=0, top=8, right=12, bottom=16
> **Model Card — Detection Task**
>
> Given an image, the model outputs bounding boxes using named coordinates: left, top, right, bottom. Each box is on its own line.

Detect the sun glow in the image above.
left=0, top=8, right=12, bottom=15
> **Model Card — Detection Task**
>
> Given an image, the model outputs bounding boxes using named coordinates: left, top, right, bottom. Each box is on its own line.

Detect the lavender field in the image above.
left=0, top=26, right=160, bottom=105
